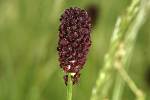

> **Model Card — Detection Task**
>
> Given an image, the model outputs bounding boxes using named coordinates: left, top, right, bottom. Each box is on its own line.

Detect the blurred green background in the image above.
left=0, top=0, right=150, bottom=100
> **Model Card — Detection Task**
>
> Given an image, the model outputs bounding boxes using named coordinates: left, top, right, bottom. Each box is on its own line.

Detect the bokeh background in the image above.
left=0, top=0, right=150, bottom=100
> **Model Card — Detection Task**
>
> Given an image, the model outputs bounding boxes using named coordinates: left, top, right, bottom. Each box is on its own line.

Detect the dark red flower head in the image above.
left=57, top=7, right=91, bottom=84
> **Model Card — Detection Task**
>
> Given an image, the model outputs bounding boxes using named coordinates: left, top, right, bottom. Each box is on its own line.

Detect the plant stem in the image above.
left=67, top=73, right=73, bottom=100
left=112, top=0, right=150, bottom=100
left=90, top=0, right=150, bottom=99
left=115, top=62, right=145, bottom=100
left=113, top=42, right=145, bottom=99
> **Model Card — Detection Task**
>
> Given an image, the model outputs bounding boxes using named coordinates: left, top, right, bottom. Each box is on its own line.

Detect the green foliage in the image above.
left=0, top=0, right=150, bottom=100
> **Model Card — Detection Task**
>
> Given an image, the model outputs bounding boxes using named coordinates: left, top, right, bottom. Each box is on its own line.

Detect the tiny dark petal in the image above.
left=72, top=42, right=78, bottom=48
left=57, top=47, right=60, bottom=51
left=72, top=73, right=80, bottom=84
left=64, top=75, right=68, bottom=85
left=57, top=7, right=91, bottom=84
left=59, top=38, right=69, bottom=45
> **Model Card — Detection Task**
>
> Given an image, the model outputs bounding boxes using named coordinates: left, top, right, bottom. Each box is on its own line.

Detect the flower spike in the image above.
left=57, top=7, right=91, bottom=84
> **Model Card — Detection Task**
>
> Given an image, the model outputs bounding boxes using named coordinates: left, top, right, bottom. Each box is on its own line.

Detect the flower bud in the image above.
left=57, top=7, right=91, bottom=84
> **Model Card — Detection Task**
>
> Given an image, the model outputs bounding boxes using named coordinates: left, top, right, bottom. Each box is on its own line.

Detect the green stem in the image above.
left=67, top=73, right=73, bottom=100
left=112, top=0, right=150, bottom=100
left=90, top=0, right=146, bottom=99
